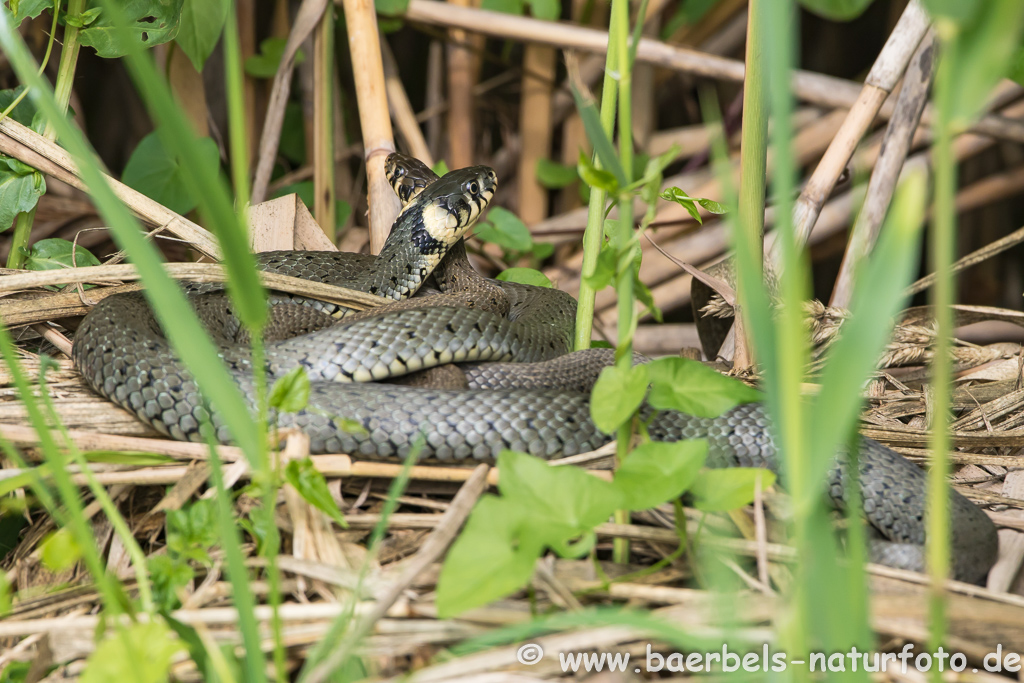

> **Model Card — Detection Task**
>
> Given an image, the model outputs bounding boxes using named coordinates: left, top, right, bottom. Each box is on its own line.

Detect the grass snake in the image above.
left=72, top=156, right=998, bottom=584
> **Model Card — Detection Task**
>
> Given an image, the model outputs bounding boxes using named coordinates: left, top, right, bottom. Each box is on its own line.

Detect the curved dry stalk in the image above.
left=830, top=32, right=936, bottom=309
left=786, top=0, right=930, bottom=253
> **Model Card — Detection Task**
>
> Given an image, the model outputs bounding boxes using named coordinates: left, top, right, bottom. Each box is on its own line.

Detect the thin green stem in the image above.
left=207, top=436, right=268, bottom=683
left=223, top=2, right=251, bottom=207
left=8, top=0, right=86, bottom=269
left=573, top=47, right=619, bottom=350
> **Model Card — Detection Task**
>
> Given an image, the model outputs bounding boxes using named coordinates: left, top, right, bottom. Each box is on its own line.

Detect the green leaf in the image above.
left=431, top=159, right=450, bottom=176
left=334, top=416, right=369, bottom=435
left=922, top=0, right=980, bottom=23
left=176, top=0, right=229, bottom=71
left=0, top=86, right=38, bottom=127
left=279, top=101, right=306, bottom=164
left=531, top=241, right=554, bottom=260
left=633, top=258, right=663, bottom=323
left=0, top=161, right=44, bottom=231
left=244, top=37, right=304, bottom=78
left=582, top=241, right=616, bottom=290
left=696, top=197, right=728, bottom=214
left=40, top=528, right=81, bottom=571
left=590, top=340, right=614, bottom=349
left=23, top=238, right=100, bottom=270
left=475, top=207, right=534, bottom=251
left=613, top=440, right=708, bottom=511
left=378, top=17, right=404, bottom=33
left=9, top=0, right=52, bottom=21
left=527, top=0, right=560, bottom=20
left=166, top=499, right=218, bottom=565
left=660, top=187, right=703, bottom=223
left=661, top=0, right=720, bottom=39
left=495, top=267, right=552, bottom=287
left=376, top=0, right=410, bottom=15
left=498, top=450, right=622, bottom=531
left=646, top=357, right=762, bottom=418
left=535, top=158, right=577, bottom=189
left=934, top=0, right=1024, bottom=127
left=690, top=468, right=776, bottom=512
left=80, top=621, right=186, bottom=683
left=481, top=0, right=524, bottom=12
left=149, top=554, right=194, bottom=612
left=269, top=366, right=310, bottom=413
left=799, top=0, right=877, bottom=21
left=590, top=364, right=650, bottom=433
left=64, top=6, right=102, bottom=27
left=122, top=130, right=220, bottom=215
left=436, top=495, right=540, bottom=617
left=78, top=0, right=183, bottom=58
left=577, top=151, right=618, bottom=194
left=571, top=88, right=626, bottom=186
left=285, top=458, right=348, bottom=527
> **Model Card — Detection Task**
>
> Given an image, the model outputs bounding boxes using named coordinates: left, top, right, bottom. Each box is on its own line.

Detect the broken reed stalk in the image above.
left=339, top=0, right=402, bottom=252
left=785, top=0, right=929, bottom=252
left=0, top=117, right=222, bottom=259
left=830, top=31, right=936, bottom=309
left=0, top=262, right=383, bottom=310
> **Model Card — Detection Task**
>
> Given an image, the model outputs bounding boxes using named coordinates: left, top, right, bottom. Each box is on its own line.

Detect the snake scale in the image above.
left=72, top=155, right=998, bottom=584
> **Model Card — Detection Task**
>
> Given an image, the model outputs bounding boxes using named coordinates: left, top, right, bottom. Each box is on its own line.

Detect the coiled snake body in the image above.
left=72, top=156, right=998, bottom=583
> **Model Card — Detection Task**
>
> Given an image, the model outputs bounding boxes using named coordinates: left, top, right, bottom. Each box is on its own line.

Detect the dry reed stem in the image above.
left=381, top=40, right=434, bottom=165
left=0, top=283, right=142, bottom=327
left=444, top=0, right=476, bottom=170
left=0, top=262, right=384, bottom=309
left=598, top=95, right=1024, bottom=328
left=251, top=0, right=328, bottom=205
left=304, top=465, right=489, bottom=683
left=339, top=0, right=403, bottom=252
left=786, top=0, right=929, bottom=252
left=402, top=0, right=1024, bottom=142
left=517, top=45, right=556, bottom=225
left=313, top=5, right=337, bottom=239
left=0, top=118, right=221, bottom=259
left=830, top=32, right=935, bottom=309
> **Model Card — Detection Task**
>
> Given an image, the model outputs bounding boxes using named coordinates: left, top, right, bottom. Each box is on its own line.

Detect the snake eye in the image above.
left=468, top=181, right=480, bottom=194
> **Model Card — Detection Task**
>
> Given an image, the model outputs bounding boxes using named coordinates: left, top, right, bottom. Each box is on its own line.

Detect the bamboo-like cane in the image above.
left=340, top=0, right=403, bottom=252
left=518, top=45, right=556, bottom=225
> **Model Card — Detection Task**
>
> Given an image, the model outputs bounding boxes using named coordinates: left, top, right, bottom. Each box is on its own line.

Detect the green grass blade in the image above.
left=807, top=173, right=927, bottom=482
left=207, top=434, right=268, bottom=683
left=0, top=11, right=263, bottom=465
left=98, top=0, right=266, bottom=332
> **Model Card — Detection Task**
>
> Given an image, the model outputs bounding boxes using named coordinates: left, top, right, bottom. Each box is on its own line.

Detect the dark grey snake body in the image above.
left=72, top=157, right=998, bottom=583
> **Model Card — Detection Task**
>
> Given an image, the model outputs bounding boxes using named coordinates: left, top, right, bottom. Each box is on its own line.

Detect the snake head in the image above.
left=385, top=153, right=436, bottom=206
left=415, top=165, right=498, bottom=249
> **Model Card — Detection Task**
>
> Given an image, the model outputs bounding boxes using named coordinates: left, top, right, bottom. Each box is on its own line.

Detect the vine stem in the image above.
left=7, top=0, right=87, bottom=269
